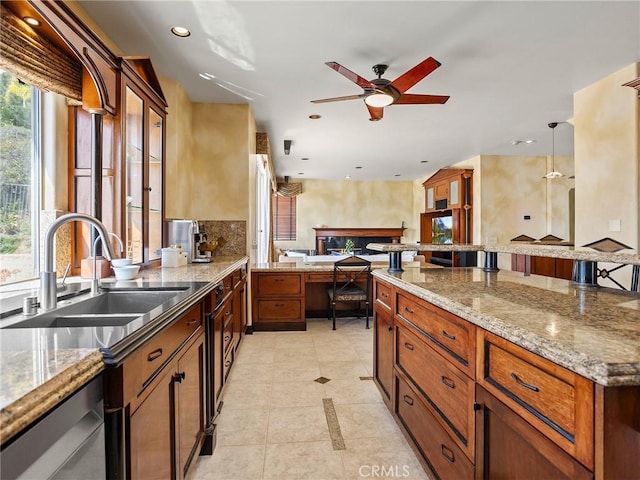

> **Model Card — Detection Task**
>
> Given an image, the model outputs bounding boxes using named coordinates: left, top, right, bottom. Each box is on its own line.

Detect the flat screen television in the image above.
left=432, top=216, right=453, bottom=244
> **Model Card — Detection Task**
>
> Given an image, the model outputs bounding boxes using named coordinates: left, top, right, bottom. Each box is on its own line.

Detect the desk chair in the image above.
left=328, top=255, right=372, bottom=330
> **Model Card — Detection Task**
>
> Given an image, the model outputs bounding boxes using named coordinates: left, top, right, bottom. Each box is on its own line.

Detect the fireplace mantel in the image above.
left=313, top=227, right=405, bottom=255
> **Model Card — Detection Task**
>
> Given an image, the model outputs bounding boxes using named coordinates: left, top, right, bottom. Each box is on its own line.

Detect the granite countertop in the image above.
left=367, top=242, right=640, bottom=265
left=374, top=267, right=640, bottom=386
left=0, top=255, right=248, bottom=444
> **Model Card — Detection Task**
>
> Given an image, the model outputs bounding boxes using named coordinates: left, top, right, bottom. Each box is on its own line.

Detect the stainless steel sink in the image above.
left=2, top=288, right=189, bottom=329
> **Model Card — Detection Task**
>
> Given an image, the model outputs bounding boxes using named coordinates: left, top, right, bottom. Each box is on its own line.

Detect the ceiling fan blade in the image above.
left=366, top=104, right=384, bottom=121
left=395, top=93, right=450, bottom=105
left=390, top=57, right=441, bottom=94
left=325, top=62, right=376, bottom=89
left=311, top=94, right=366, bottom=104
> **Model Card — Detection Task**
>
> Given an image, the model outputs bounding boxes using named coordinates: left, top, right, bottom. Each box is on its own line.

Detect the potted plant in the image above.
left=344, top=239, right=355, bottom=255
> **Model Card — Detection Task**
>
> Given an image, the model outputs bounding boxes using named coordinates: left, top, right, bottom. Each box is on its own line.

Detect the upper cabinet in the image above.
left=120, top=57, right=167, bottom=264
left=423, top=168, right=473, bottom=212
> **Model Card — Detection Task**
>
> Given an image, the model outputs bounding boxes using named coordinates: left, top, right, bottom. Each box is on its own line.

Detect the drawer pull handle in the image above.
left=225, top=311, right=231, bottom=316
left=274, top=278, right=284, bottom=282
left=402, top=394, right=414, bottom=406
left=224, top=335, right=231, bottom=342
left=441, top=444, right=455, bottom=463
left=275, top=303, right=285, bottom=307
left=381, top=292, right=389, bottom=298
left=147, top=348, right=163, bottom=362
left=404, top=306, right=414, bottom=314
left=225, top=360, right=232, bottom=367
left=404, top=342, right=414, bottom=351
left=173, top=371, right=186, bottom=383
left=441, top=376, right=455, bottom=389
left=388, top=325, right=393, bottom=332
left=185, top=319, right=198, bottom=326
left=441, top=330, right=456, bottom=340
left=511, top=372, right=540, bottom=392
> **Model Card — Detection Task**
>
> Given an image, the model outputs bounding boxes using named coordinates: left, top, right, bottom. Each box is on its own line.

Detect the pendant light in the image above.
left=543, top=122, right=564, bottom=179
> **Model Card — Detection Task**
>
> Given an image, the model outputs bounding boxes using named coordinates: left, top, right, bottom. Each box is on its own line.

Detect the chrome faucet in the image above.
left=40, top=213, right=116, bottom=311
left=91, top=232, right=124, bottom=295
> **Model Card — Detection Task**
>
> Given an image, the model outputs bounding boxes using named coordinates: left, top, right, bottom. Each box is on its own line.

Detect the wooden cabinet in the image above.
left=108, top=302, right=206, bottom=480
left=373, top=304, right=394, bottom=405
left=395, top=318, right=475, bottom=462
left=423, top=168, right=472, bottom=213
left=475, top=386, right=592, bottom=480
left=119, top=57, right=167, bottom=265
left=511, top=254, right=574, bottom=280
left=251, top=273, right=305, bottom=331
left=374, top=283, right=603, bottom=480
left=396, top=374, right=475, bottom=480
left=477, top=329, right=594, bottom=468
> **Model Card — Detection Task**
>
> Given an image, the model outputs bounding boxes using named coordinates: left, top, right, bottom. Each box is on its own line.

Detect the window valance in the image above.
left=0, top=4, right=82, bottom=103
left=276, top=182, right=302, bottom=197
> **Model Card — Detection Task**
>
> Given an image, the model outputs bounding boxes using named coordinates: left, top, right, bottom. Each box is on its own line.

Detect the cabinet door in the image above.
left=434, top=181, right=448, bottom=200
left=476, top=386, right=592, bottom=480
left=374, top=306, right=394, bottom=403
left=125, top=86, right=144, bottom=264
left=147, top=108, right=163, bottom=262
left=176, top=335, right=204, bottom=479
left=449, top=179, right=460, bottom=208
left=130, top=367, right=173, bottom=480
left=426, top=186, right=434, bottom=211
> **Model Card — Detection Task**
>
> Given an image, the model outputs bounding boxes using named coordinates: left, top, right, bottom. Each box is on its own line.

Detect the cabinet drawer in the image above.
left=223, top=347, right=233, bottom=382
left=396, top=321, right=474, bottom=459
left=375, top=280, right=392, bottom=310
left=396, top=375, right=474, bottom=480
left=256, top=299, right=303, bottom=321
left=477, top=330, right=594, bottom=468
left=223, top=315, right=234, bottom=354
left=256, top=274, right=302, bottom=295
left=139, top=303, right=202, bottom=388
left=397, top=292, right=475, bottom=377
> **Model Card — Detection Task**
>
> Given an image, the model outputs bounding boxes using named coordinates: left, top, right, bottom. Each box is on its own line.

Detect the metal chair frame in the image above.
left=327, top=255, right=372, bottom=330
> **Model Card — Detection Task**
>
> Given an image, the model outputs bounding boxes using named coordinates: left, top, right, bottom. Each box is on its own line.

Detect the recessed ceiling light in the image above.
left=420, top=160, right=429, bottom=163
left=512, top=139, right=536, bottom=145
left=297, top=172, right=304, bottom=175
left=309, top=114, right=321, bottom=120
left=23, top=17, right=41, bottom=27
left=355, top=166, right=362, bottom=169
left=301, top=157, right=309, bottom=161
left=394, top=174, right=401, bottom=177
left=199, top=72, right=216, bottom=80
left=525, top=139, right=536, bottom=144
left=345, top=175, right=351, bottom=179
left=171, top=26, right=191, bottom=37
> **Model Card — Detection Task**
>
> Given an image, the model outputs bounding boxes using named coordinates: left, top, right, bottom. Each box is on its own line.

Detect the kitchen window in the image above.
left=273, top=194, right=297, bottom=241
left=0, top=71, right=40, bottom=285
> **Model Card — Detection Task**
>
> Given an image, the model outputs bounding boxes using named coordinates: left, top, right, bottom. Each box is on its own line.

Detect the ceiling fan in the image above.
left=311, top=57, right=450, bottom=121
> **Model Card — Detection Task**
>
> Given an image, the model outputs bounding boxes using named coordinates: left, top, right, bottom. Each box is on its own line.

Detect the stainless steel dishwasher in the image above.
left=0, top=375, right=105, bottom=479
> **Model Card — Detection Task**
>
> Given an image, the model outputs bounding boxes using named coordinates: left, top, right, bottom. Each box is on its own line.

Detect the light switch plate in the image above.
left=609, top=219, right=621, bottom=232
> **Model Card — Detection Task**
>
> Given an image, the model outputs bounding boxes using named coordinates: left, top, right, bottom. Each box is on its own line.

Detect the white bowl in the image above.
left=111, top=258, right=133, bottom=268
left=112, top=265, right=140, bottom=280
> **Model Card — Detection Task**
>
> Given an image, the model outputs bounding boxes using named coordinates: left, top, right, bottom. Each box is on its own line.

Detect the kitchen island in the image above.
left=0, top=255, right=247, bottom=478
left=372, top=266, right=640, bottom=479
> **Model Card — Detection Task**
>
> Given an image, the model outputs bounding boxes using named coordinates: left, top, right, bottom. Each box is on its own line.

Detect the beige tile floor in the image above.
left=187, top=317, right=430, bottom=480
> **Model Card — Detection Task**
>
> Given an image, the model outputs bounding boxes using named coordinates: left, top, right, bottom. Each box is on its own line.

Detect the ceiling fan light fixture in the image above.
left=364, top=93, right=394, bottom=107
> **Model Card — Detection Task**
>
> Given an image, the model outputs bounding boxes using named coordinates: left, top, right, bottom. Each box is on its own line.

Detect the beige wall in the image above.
left=574, top=62, right=639, bottom=287
left=274, top=179, right=415, bottom=253
left=161, top=76, right=194, bottom=219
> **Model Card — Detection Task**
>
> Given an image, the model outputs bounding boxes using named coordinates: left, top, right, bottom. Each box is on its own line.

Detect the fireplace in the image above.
left=313, top=227, right=405, bottom=255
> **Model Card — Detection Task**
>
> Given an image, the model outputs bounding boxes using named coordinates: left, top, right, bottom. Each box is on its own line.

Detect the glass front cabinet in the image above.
left=120, top=57, right=167, bottom=265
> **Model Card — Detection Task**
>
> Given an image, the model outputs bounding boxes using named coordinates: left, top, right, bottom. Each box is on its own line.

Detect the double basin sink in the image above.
left=1, top=286, right=194, bottom=330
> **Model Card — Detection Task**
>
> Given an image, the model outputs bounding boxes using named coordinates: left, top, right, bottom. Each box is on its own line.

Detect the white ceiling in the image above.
left=77, top=1, right=640, bottom=181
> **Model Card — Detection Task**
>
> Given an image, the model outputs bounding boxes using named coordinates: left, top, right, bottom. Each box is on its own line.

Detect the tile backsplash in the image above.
left=198, top=220, right=246, bottom=256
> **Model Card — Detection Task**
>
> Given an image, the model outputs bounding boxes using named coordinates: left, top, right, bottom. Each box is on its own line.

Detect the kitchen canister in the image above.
left=162, top=247, right=188, bottom=267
